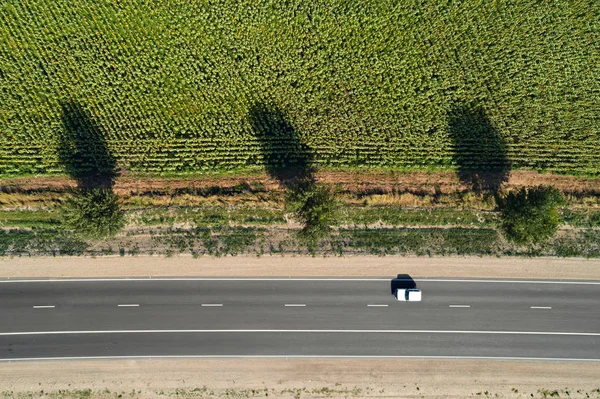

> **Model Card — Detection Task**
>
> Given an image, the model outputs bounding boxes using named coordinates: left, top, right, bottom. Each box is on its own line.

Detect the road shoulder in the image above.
left=1, top=254, right=599, bottom=280
left=1, top=359, right=599, bottom=398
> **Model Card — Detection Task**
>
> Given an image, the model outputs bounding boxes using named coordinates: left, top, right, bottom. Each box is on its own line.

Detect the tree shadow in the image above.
left=248, top=102, right=314, bottom=188
left=57, top=100, right=118, bottom=189
left=56, top=100, right=124, bottom=239
left=248, top=102, right=338, bottom=242
left=447, top=103, right=510, bottom=194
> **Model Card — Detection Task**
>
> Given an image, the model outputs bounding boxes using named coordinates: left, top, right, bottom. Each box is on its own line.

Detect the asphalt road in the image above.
left=1, top=278, right=599, bottom=360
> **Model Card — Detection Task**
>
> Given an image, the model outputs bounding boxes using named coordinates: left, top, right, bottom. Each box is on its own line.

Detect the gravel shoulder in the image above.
left=1, top=359, right=599, bottom=399
left=1, top=254, right=599, bottom=280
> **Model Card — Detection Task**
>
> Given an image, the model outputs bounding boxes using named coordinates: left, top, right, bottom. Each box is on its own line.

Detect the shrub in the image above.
left=60, top=188, right=125, bottom=239
left=286, top=182, right=340, bottom=242
left=496, top=186, right=565, bottom=245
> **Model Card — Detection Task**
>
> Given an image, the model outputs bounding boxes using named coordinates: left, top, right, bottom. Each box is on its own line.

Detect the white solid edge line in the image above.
left=201, top=304, right=223, bottom=307
left=449, top=305, right=470, bottom=308
left=117, top=304, right=139, bottom=307
left=1, top=278, right=599, bottom=285
left=32, top=306, right=55, bottom=309
left=531, top=306, right=552, bottom=309
left=367, top=304, right=389, bottom=307
left=415, top=279, right=600, bottom=285
left=0, top=329, right=599, bottom=337
left=1, top=355, right=599, bottom=363
left=284, top=304, right=306, bottom=307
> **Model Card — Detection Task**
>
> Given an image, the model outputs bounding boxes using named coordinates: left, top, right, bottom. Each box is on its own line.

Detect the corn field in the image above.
left=0, top=0, right=599, bottom=177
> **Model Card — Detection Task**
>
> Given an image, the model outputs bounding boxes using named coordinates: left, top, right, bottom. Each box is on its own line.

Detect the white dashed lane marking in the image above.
left=367, top=304, right=389, bottom=307
left=117, top=304, right=139, bottom=307
left=449, top=305, right=471, bottom=308
left=531, top=306, right=552, bottom=309
left=284, top=304, right=306, bottom=307
left=201, top=304, right=223, bottom=307
left=32, top=306, right=55, bottom=309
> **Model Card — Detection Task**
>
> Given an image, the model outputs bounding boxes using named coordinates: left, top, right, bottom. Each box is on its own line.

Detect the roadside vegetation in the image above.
left=1, top=385, right=599, bottom=399
left=59, top=189, right=125, bottom=240
left=1, top=187, right=599, bottom=258
left=496, top=186, right=566, bottom=245
left=0, top=1, right=598, bottom=258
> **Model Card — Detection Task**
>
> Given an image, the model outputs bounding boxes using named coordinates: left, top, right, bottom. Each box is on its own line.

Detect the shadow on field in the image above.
left=57, top=100, right=118, bottom=189
left=390, top=274, right=417, bottom=295
left=56, top=100, right=124, bottom=239
left=248, top=102, right=338, bottom=241
left=447, top=103, right=510, bottom=193
left=248, top=102, right=314, bottom=188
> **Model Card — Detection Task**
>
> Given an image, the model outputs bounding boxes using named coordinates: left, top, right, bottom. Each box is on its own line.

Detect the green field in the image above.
left=1, top=0, right=599, bottom=177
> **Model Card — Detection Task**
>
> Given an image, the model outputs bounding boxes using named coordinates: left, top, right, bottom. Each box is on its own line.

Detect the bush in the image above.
left=60, top=188, right=125, bottom=239
left=496, top=186, right=565, bottom=245
left=286, top=182, right=339, bottom=242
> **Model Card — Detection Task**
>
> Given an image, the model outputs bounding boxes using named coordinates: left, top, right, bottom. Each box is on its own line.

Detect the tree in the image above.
left=496, top=186, right=565, bottom=245
left=60, top=188, right=125, bottom=240
left=285, top=181, right=339, bottom=243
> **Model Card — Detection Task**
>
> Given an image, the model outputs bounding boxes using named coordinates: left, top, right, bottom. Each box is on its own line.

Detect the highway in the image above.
left=1, top=277, right=599, bottom=361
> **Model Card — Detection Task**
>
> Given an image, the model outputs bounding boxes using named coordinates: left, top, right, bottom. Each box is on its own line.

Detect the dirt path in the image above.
left=1, top=254, right=599, bottom=280
left=3, top=170, right=600, bottom=196
left=1, top=359, right=599, bottom=398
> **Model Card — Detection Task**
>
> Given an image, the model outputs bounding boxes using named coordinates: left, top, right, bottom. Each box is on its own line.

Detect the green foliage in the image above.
left=152, top=226, right=262, bottom=256
left=0, top=1, right=598, bottom=177
left=0, top=210, right=61, bottom=228
left=559, top=209, right=600, bottom=228
left=342, top=207, right=495, bottom=227
left=0, top=228, right=87, bottom=256
left=549, top=229, right=600, bottom=258
left=60, top=189, right=125, bottom=239
left=192, top=208, right=229, bottom=227
left=496, top=186, right=566, bottom=245
left=286, top=182, right=340, bottom=242
left=2, top=223, right=600, bottom=258
left=218, top=227, right=259, bottom=256
left=132, top=206, right=285, bottom=227
left=342, top=227, right=500, bottom=256
left=192, top=206, right=287, bottom=228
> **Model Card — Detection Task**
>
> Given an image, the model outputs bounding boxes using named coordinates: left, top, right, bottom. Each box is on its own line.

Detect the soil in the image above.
left=0, top=359, right=599, bottom=398
left=1, top=254, right=599, bottom=280
left=3, top=170, right=600, bottom=197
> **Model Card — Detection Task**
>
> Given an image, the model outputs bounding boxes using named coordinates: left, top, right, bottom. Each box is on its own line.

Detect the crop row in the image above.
left=1, top=0, right=598, bottom=177
left=1, top=144, right=598, bottom=176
